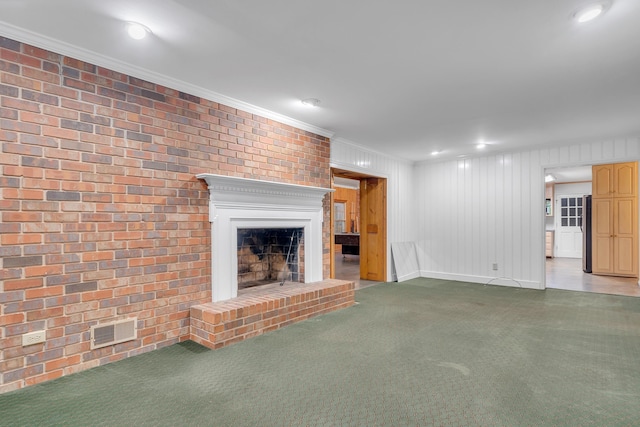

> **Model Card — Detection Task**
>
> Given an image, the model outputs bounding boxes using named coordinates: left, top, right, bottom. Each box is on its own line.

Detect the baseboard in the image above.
left=396, top=271, right=421, bottom=282
left=418, top=270, right=543, bottom=290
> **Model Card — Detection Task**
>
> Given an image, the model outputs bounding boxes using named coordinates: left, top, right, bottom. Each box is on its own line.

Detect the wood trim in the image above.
left=591, top=161, right=638, bottom=277
left=330, top=171, right=336, bottom=279
left=331, top=168, right=388, bottom=282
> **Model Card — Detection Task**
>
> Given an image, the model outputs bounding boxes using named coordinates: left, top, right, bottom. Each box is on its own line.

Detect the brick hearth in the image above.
left=189, top=279, right=355, bottom=349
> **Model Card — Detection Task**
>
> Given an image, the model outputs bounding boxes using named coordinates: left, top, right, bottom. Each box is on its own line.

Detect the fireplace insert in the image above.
left=237, top=228, right=304, bottom=289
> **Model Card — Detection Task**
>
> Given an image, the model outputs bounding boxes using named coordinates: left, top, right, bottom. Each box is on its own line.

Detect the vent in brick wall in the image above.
left=90, top=318, right=137, bottom=349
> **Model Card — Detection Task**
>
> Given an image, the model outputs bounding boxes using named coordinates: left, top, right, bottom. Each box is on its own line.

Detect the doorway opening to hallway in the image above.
left=331, top=168, right=387, bottom=289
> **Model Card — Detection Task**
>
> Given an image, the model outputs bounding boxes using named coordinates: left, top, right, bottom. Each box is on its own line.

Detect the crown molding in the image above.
left=0, top=22, right=334, bottom=139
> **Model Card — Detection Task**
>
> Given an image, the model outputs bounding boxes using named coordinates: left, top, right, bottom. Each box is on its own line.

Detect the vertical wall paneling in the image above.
left=330, top=138, right=414, bottom=281
left=414, top=138, right=640, bottom=289
left=476, top=157, right=487, bottom=276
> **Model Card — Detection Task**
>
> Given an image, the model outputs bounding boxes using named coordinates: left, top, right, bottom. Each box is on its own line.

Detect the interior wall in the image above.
left=330, top=138, right=416, bottom=281
left=0, top=37, right=331, bottom=393
left=413, top=139, right=640, bottom=288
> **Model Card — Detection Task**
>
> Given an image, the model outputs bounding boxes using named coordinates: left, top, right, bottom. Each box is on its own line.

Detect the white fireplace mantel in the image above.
left=197, top=174, right=333, bottom=302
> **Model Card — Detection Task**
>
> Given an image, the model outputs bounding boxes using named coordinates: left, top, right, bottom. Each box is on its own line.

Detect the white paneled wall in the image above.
left=331, top=138, right=415, bottom=281
left=332, top=136, right=639, bottom=287
left=414, top=138, right=640, bottom=289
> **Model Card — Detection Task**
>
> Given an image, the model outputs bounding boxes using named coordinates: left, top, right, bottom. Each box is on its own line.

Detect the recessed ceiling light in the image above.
left=573, top=2, right=611, bottom=23
left=126, top=22, right=151, bottom=40
left=476, top=143, right=486, bottom=149
left=301, top=98, right=321, bottom=108
left=431, top=150, right=439, bottom=156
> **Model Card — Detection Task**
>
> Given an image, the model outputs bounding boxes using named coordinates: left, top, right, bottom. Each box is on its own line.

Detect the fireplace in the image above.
left=237, top=227, right=304, bottom=289
left=197, top=174, right=333, bottom=302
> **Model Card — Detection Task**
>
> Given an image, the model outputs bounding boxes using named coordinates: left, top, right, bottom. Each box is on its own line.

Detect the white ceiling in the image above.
left=2, top=0, right=640, bottom=163
left=546, top=165, right=592, bottom=183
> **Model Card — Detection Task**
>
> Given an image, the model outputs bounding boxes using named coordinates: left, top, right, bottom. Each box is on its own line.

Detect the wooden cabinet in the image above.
left=592, top=198, right=614, bottom=274
left=593, top=162, right=637, bottom=199
left=591, top=162, right=638, bottom=277
left=545, top=231, right=554, bottom=258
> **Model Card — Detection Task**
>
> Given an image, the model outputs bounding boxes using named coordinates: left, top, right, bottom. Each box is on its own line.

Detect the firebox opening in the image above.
left=237, top=228, right=304, bottom=290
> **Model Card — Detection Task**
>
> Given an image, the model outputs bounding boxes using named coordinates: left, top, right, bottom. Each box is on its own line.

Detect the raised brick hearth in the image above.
left=190, top=279, right=355, bottom=349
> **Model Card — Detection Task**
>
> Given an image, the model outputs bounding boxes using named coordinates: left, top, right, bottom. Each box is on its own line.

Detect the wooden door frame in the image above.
left=330, top=168, right=388, bottom=281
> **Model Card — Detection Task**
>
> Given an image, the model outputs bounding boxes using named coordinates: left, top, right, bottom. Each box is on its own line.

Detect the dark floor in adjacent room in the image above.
left=2, top=278, right=639, bottom=426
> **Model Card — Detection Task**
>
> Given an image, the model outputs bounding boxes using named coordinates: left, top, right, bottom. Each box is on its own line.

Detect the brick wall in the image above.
left=0, top=36, right=331, bottom=393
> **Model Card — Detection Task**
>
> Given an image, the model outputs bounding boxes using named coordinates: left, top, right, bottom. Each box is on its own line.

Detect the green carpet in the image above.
left=2, top=278, right=640, bottom=426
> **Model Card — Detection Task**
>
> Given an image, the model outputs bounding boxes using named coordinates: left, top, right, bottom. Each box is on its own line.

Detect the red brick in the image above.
left=1, top=233, right=41, bottom=245
left=25, top=286, right=64, bottom=299
left=45, top=355, right=81, bottom=372
left=0, top=313, right=25, bottom=326
left=4, top=277, right=43, bottom=291
left=41, top=125, right=79, bottom=140
left=2, top=188, right=44, bottom=200
left=20, top=111, right=60, bottom=126
left=26, top=307, right=64, bottom=321
left=25, top=264, right=64, bottom=278
left=82, top=290, right=113, bottom=301
left=25, top=370, right=64, bottom=386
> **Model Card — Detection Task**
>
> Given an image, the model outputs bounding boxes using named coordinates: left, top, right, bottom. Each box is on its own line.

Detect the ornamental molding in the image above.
left=197, top=174, right=333, bottom=205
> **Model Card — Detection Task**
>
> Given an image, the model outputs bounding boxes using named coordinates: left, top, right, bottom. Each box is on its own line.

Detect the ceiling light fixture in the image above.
left=301, top=98, right=321, bottom=108
left=431, top=150, right=439, bottom=156
left=545, top=174, right=556, bottom=183
left=476, top=143, right=486, bottom=149
left=573, top=1, right=611, bottom=23
left=126, top=22, right=151, bottom=40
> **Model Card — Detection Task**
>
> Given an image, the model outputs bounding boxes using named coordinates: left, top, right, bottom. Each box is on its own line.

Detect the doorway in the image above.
left=544, top=165, right=639, bottom=296
left=554, top=194, right=584, bottom=258
left=331, top=168, right=387, bottom=287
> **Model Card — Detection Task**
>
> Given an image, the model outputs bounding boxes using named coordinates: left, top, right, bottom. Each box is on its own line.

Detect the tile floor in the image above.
left=546, top=257, right=640, bottom=297
left=333, top=253, right=380, bottom=289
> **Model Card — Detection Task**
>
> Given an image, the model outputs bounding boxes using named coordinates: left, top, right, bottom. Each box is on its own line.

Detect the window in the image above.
left=560, top=196, right=582, bottom=227
left=334, top=202, right=346, bottom=233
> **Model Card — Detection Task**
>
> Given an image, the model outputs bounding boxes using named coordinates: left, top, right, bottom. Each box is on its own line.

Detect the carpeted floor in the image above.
left=2, top=278, right=640, bottom=426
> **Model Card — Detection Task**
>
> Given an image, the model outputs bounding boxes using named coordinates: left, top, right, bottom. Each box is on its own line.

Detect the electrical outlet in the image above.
left=492, top=263, right=498, bottom=271
left=22, top=330, right=46, bottom=346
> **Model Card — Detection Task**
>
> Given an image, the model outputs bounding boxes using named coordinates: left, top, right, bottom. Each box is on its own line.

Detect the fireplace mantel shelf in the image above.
left=197, top=174, right=333, bottom=203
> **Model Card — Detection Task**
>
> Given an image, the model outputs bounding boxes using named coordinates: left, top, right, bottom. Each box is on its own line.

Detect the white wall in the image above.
left=413, top=138, right=640, bottom=289
left=330, top=138, right=415, bottom=281
left=331, top=137, right=640, bottom=286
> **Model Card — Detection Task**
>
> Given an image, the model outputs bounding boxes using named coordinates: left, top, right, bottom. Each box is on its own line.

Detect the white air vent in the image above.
left=90, top=318, right=137, bottom=349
